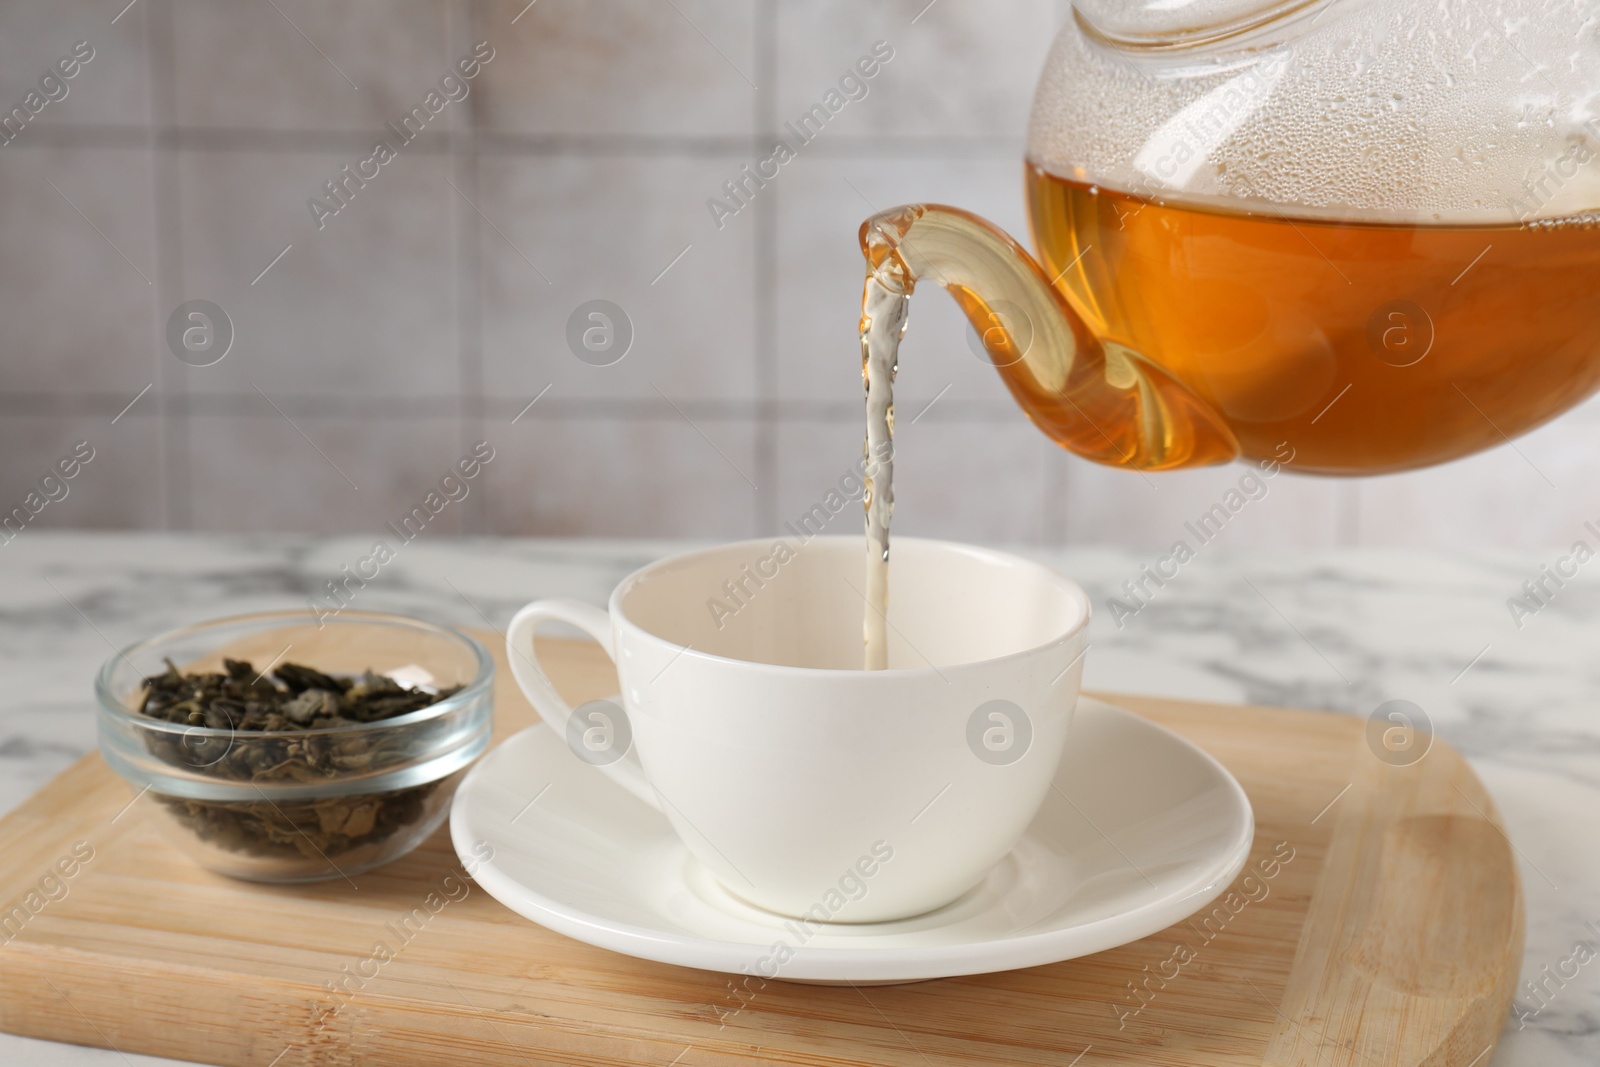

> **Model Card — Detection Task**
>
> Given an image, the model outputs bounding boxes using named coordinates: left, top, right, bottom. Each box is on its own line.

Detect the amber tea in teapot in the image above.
left=1026, top=166, right=1600, bottom=474
left=858, top=0, right=1600, bottom=476
left=853, top=0, right=1600, bottom=664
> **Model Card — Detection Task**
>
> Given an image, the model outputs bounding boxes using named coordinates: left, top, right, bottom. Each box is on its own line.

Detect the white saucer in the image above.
left=449, top=698, right=1254, bottom=983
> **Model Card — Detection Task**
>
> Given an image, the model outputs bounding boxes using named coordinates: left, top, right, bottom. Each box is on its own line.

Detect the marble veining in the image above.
left=0, top=532, right=1595, bottom=1066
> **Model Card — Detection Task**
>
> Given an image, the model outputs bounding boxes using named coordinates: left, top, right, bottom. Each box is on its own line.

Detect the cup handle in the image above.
left=505, top=599, right=661, bottom=810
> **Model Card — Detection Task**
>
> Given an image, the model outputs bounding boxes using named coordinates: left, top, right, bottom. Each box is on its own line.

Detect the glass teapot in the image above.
left=859, top=0, right=1600, bottom=473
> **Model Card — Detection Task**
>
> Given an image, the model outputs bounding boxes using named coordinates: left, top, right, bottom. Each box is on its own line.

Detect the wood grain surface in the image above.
left=0, top=630, right=1522, bottom=1066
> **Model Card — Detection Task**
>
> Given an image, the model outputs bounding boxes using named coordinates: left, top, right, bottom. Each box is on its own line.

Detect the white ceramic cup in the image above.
left=506, top=536, right=1091, bottom=923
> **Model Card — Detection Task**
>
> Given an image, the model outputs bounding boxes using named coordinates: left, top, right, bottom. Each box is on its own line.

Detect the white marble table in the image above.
left=1, top=533, right=1594, bottom=1065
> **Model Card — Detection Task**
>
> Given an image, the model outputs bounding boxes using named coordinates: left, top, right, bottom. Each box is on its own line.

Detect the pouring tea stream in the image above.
left=854, top=0, right=1600, bottom=665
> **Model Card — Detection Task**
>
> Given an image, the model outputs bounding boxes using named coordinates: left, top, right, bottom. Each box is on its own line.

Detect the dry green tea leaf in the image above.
left=138, top=659, right=462, bottom=865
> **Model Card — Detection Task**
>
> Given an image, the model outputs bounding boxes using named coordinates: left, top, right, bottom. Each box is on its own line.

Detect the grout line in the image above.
left=10, top=400, right=1024, bottom=421
left=455, top=0, right=486, bottom=535
left=751, top=0, right=778, bottom=536
left=145, top=0, right=190, bottom=532
left=136, top=0, right=170, bottom=531
left=5, top=126, right=1028, bottom=163
left=0, top=391, right=1037, bottom=422
left=5, top=123, right=1025, bottom=153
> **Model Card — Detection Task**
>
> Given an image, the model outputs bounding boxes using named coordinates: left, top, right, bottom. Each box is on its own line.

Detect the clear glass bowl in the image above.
left=96, top=610, right=494, bottom=883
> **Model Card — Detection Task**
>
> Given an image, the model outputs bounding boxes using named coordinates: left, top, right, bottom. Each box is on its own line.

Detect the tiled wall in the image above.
left=3, top=0, right=1598, bottom=550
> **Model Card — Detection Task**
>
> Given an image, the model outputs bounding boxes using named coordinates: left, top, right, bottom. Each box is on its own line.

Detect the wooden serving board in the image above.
left=0, top=631, right=1522, bottom=1067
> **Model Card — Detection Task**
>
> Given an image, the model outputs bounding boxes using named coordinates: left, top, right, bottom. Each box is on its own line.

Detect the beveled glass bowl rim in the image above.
left=95, top=609, right=494, bottom=740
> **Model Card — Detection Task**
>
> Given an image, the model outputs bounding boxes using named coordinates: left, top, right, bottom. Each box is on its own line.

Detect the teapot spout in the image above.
left=860, top=204, right=1238, bottom=471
